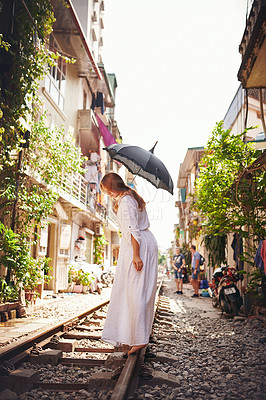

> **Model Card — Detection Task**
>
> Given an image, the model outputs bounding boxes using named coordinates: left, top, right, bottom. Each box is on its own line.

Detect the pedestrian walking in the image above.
left=172, top=247, right=185, bottom=294
left=100, top=173, right=158, bottom=355
left=190, top=244, right=200, bottom=297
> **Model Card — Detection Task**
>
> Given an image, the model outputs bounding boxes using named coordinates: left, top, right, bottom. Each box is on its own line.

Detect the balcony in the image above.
left=60, top=171, right=106, bottom=222
left=238, top=0, right=266, bottom=88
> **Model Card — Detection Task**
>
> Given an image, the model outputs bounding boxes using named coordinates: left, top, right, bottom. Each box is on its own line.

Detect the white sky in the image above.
left=103, top=0, right=248, bottom=252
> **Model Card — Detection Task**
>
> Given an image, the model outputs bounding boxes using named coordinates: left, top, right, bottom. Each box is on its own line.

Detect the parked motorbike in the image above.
left=209, top=266, right=243, bottom=315
left=217, top=266, right=243, bottom=315
left=208, top=267, right=224, bottom=307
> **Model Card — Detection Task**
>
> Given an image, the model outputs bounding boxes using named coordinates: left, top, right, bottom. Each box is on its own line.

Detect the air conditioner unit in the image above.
left=95, top=223, right=103, bottom=236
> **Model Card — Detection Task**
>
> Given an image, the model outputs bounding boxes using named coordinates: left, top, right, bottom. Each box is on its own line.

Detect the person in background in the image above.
left=172, top=247, right=185, bottom=294
left=190, top=245, right=200, bottom=297
left=100, top=173, right=158, bottom=356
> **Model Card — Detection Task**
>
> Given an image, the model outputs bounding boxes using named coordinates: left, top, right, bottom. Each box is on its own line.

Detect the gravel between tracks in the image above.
left=1, top=278, right=266, bottom=400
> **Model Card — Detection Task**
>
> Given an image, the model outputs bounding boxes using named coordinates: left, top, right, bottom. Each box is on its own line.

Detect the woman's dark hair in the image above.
left=100, top=172, right=145, bottom=212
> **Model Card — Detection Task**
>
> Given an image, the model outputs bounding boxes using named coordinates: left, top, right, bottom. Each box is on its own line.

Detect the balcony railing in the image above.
left=62, top=172, right=87, bottom=206
left=61, top=171, right=106, bottom=221
left=25, top=164, right=108, bottom=223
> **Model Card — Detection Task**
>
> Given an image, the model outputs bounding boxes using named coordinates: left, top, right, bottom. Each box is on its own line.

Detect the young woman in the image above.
left=100, top=173, right=158, bottom=355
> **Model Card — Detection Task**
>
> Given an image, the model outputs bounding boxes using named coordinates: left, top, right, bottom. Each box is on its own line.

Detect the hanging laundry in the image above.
left=85, top=164, right=98, bottom=183
left=90, top=91, right=104, bottom=114
left=254, top=240, right=264, bottom=274
left=261, top=240, right=266, bottom=275
left=95, top=113, right=117, bottom=147
left=231, top=233, right=244, bottom=270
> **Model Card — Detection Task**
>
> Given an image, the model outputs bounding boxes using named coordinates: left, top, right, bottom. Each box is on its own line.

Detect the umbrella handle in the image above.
left=129, top=166, right=142, bottom=187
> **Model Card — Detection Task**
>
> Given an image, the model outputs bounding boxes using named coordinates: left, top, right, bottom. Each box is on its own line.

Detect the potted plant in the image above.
left=0, top=223, right=52, bottom=304
left=80, top=271, right=94, bottom=293
left=22, top=257, right=51, bottom=303
left=72, top=269, right=83, bottom=293
left=67, top=264, right=77, bottom=292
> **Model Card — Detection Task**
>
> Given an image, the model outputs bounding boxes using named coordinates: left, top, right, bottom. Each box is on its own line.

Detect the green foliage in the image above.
left=180, top=243, right=191, bottom=266
left=79, top=271, right=94, bottom=286
left=158, top=251, right=167, bottom=266
left=67, top=265, right=95, bottom=286
left=188, top=218, right=202, bottom=241
left=0, top=3, right=85, bottom=295
left=245, top=269, right=266, bottom=306
left=194, top=121, right=266, bottom=265
left=0, top=222, right=51, bottom=300
left=0, top=1, right=55, bottom=161
left=203, top=234, right=227, bottom=268
left=195, top=122, right=256, bottom=234
left=25, top=117, right=85, bottom=187
left=0, top=279, right=18, bottom=303
left=93, top=234, right=108, bottom=265
left=68, top=264, right=77, bottom=284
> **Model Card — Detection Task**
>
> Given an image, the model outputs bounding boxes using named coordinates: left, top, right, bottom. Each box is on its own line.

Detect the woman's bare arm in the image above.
left=131, top=234, right=143, bottom=271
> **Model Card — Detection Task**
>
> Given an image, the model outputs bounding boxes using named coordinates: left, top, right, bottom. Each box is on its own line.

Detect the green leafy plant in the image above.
left=68, top=264, right=77, bottom=284
left=245, top=269, right=266, bottom=306
left=203, top=234, right=227, bottom=268
left=158, top=251, right=167, bottom=266
left=0, top=279, right=18, bottom=303
left=0, top=2, right=82, bottom=296
left=0, top=222, right=51, bottom=301
left=93, top=234, right=108, bottom=265
left=79, top=271, right=94, bottom=287
left=194, top=122, right=265, bottom=267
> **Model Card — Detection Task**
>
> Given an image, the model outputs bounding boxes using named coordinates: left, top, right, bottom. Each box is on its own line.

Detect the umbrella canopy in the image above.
left=104, top=142, right=174, bottom=195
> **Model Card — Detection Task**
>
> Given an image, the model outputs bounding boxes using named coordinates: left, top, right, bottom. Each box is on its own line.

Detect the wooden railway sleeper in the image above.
left=139, top=365, right=153, bottom=380
left=63, top=317, right=79, bottom=331
left=111, top=365, right=125, bottom=380
left=0, top=360, right=15, bottom=376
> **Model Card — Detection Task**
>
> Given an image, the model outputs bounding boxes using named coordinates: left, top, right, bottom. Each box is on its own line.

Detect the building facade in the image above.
left=35, top=0, right=122, bottom=293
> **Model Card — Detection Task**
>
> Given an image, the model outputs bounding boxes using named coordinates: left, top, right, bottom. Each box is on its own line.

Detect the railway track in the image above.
left=0, top=278, right=174, bottom=400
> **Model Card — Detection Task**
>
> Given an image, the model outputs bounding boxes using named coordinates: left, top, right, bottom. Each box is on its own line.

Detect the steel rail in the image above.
left=0, top=300, right=109, bottom=365
left=110, top=278, right=163, bottom=400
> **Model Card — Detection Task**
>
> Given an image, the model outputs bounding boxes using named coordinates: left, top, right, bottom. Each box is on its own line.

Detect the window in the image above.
left=45, top=36, right=66, bottom=110
left=59, top=248, right=70, bottom=256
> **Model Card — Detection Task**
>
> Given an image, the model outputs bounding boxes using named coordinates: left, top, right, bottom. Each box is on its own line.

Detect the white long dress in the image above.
left=101, top=195, right=158, bottom=347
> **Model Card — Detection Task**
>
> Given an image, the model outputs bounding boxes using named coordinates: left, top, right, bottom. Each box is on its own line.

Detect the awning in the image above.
left=95, top=113, right=117, bottom=147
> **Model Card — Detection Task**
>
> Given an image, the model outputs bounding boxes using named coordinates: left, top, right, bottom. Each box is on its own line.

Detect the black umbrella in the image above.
left=104, top=142, right=174, bottom=195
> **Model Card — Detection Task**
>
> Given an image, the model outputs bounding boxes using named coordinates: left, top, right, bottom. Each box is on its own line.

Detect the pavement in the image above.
left=161, top=276, right=221, bottom=319
left=0, top=286, right=112, bottom=347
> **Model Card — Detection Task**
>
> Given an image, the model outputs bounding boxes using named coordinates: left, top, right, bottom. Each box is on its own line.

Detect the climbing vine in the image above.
left=93, top=234, right=108, bottom=265
left=0, top=1, right=82, bottom=298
